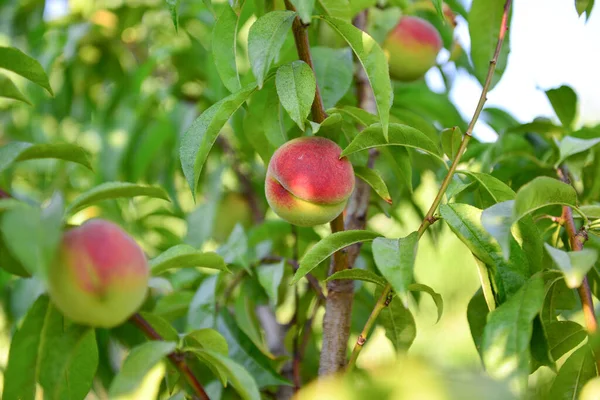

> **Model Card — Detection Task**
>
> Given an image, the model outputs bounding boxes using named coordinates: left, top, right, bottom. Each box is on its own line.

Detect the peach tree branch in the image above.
left=347, top=0, right=513, bottom=371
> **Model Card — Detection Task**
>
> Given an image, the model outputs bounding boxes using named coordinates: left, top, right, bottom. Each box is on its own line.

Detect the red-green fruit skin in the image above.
left=48, top=219, right=149, bottom=328
left=384, top=16, right=443, bottom=82
left=265, top=137, right=355, bottom=227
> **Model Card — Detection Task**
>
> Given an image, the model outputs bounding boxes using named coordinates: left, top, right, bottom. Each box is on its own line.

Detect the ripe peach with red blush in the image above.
left=265, top=137, right=355, bottom=227
left=383, top=16, right=443, bottom=82
left=48, top=219, right=149, bottom=328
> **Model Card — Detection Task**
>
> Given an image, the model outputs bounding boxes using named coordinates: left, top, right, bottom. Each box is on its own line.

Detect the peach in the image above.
left=48, top=219, right=149, bottom=328
left=265, top=137, right=354, bottom=227
left=383, top=16, right=443, bottom=82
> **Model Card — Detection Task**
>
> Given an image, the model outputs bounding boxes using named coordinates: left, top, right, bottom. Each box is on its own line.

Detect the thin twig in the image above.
left=130, top=314, right=210, bottom=400
left=347, top=0, right=513, bottom=371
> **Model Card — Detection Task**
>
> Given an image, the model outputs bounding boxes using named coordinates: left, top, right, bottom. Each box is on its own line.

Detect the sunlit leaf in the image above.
left=0, top=46, right=53, bottom=95
left=544, top=244, right=598, bottom=288
left=0, top=142, right=93, bottom=173
left=276, top=61, right=316, bottom=130
left=248, top=11, right=296, bottom=87
left=150, top=244, right=229, bottom=275
left=292, top=230, right=383, bottom=284
left=0, top=74, right=31, bottom=105
left=212, top=5, right=241, bottom=92
left=319, top=16, right=391, bottom=139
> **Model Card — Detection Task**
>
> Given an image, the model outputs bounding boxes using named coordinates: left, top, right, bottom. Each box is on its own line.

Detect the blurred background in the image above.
left=0, top=0, right=597, bottom=397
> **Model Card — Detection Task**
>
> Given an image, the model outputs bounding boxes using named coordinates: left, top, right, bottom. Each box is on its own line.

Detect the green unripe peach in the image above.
left=265, top=137, right=355, bottom=227
left=48, top=219, right=149, bottom=328
left=383, top=16, right=443, bottom=82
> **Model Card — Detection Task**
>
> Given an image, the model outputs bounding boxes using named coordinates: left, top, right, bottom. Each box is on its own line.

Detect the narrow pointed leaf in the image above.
left=275, top=61, right=316, bottom=130
left=248, top=11, right=296, bottom=87
left=292, top=230, right=383, bottom=284
left=326, top=105, right=378, bottom=127
left=319, top=16, right=391, bottom=139
left=341, top=123, right=445, bottom=165
left=0, top=142, right=93, bottom=173
left=212, top=5, right=241, bottom=92
left=0, top=46, right=53, bottom=94
left=354, top=166, right=392, bottom=204
left=184, top=329, right=229, bottom=356
left=317, top=0, right=350, bottom=19
left=458, top=171, right=516, bottom=202
left=549, top=345, right=597, bottom=399
left=482, top=275, right=544, bottom=396
left=150, top=244, right=229, bottom=275
left=326, top=268, right=387, bottom=286
left=166, top=0, right=180, bottom=31
left=0, top=75, right=31, bottom=104
left=256, top=260, right=285, bottom=305
left=468, top=0, right=511, bottom=89
left=408, top=283, right=443, bottom=323
left=546, top=321, right=587, bottom=361
left=65, top=182, right=170, bottom=215
left=181, top=84, right=257, bottom=195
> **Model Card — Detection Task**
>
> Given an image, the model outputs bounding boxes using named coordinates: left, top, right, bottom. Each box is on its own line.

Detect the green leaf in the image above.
left=326, top=268, right=387, bottom=286
left=212, top=5, right=241, bottom=93
left=341, top=123, right=445, bottom=165
left=546, top=321, right=587, bottom=361
left=482, top=274, right=544, bottom=396
left=275, top=61, right=316, bottom=130
left=3, top=296, right=98, bottom=400
left=217, top=312, right=291, bottom=387
left=292, top=230, right=383, bottom=284
left=185, top=329, right=229, bottom=356
left=256, top=260, right=285, bottom=305
left=513, top=176, right=578, bottom=221
left=468, top=0, right=510, bottom=89
left=65, top=182, right=170, bottom=215
left=408, top=283, right=443, bottom=323
left=317, top=0, right=351, bottom=19
left=441, top=126, right=462, bottom=160
left=312, top=47, right=354, bottom=109
left=192, top=349, right=261, bottom=400
left=319, top=16, right=391, bottom=139
left=188, top=276, right=219, bottom=329
left=150, top=244, right=229, bottom=275
left=180, top=84, right=257, bottom=195
left=0, top=142, right=93, bottom=173
left=3, top=295, right=49, bottom=400
left=291, top=0, right=315, bottom=23
left=138, top=312, right=180, bottom=342
left=326, top=105, right=378, bottom=127
left=354, top=166, right=392, bottom=204
left=544, top=244, right=598, bottom=288
left=0, top=46, right=53, bottom=95
left=372, top=232, right=419, bottom=306
left=1, top=197, right=63, bottom=278
left=457, top=171, right=516, bottom=202
left=579, top=205, right=600, bottom=219
left=432, top=0, right=445, bottom=22
left=440, top=203, right=530, bottom=301
left=109, top=341, right=177, bottom=397
left=38, top=305, right=98, bottom=400
left=166, top=0, right=180, bottom=32
left=481, top=200, right=515, bottom=259
left=0, top=74, right=31, bottom=105
left=379, top=291, right=416, bottom=351
left=248, top=11, right=296, bottom=87
left=557, top=136, right=600, bottom=165
left=467, top=289, right=489, bottom=358
left=549, top=345, right=597, bottom=399
left=545, top=85, right=578, bottom=129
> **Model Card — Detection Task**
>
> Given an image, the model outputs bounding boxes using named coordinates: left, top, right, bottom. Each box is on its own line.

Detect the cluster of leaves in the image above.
left=0, top=0, right=599, bottom=399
